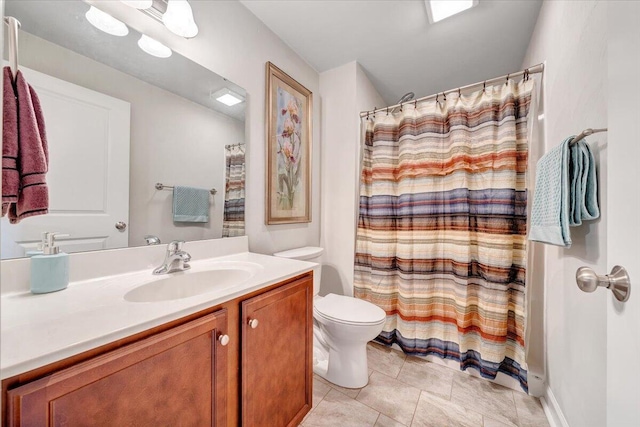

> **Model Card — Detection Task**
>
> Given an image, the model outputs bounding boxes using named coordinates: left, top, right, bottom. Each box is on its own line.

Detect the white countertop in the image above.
left=0, top=252, right=316, bottom=379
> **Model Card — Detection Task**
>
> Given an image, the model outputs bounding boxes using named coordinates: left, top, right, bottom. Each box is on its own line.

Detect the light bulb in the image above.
left=85, top=6, right=129, bottom=37
left=138, top=35, right=172, bottom=58
left=121, top=0, right=153, bottom=9
left=162, top=0, right=199, bottom=38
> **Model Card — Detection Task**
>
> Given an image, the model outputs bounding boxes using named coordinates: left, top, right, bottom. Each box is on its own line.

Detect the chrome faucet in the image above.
left=144, top=235, right=161, bottom=245
left=153, top=240, right=191, bottom=275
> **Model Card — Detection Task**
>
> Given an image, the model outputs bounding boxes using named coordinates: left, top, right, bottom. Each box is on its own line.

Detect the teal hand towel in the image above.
left=529, top=136, right=600, bottom=247
left=570, top=141, right=600, bottom=225
left=529, top=137, right=572, bottom=246
left=173, top=186, right=210, bottom=223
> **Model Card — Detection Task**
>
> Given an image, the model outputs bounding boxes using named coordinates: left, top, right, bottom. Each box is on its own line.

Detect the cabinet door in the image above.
left=241, top=275, right=313, bottom=427
left=7, top=310, right=229, bottom=427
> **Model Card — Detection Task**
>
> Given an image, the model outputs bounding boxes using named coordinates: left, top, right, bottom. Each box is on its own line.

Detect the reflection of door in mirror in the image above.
left=1, top=65, right=130, bottom=259
left=2, top=0, right=247, bottom=259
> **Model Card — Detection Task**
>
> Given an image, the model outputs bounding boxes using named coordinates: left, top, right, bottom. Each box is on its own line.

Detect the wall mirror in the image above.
left=1, top=0, right=247, bottom=260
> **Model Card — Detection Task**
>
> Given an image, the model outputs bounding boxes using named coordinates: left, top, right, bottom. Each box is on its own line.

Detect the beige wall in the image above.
left=522, top=1, right=607, bottom=425
left=89, top=0, right=322, bottom=256
left=15, top=31, right=245, bottom=246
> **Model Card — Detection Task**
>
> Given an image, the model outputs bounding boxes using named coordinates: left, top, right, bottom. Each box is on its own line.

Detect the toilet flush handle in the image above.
left=248, top=318, right=259, bottom=329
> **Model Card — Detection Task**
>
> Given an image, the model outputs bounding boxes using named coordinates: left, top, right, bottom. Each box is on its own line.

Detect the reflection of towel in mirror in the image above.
left=529, top=136, right=600, bottom=247
left=173, top=186, right=210, bottom=223
left=2, top=67, right=19, bottom=213
left=1, top=67, right=49, bottom=223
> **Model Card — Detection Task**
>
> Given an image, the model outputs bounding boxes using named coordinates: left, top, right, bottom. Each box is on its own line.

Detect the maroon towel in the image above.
left=2, top=67, right=49, bottom=223
left=2, top=67, right=19, bottom=214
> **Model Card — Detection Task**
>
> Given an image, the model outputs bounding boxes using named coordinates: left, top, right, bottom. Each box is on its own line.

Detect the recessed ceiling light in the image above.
left=163, top=0, right=199, bottom=38
left=211, top=88, right=245, bottom=107
left=425, top=0, right=478, bottom=23
left=137, top=35, right=172, bottom=58
left=85, top=6, right=129, bottom=37
left=121, top=0, right=153, bottom=9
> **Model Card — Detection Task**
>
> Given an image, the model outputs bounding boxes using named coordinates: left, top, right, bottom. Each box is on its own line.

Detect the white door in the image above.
left=1, top=65, right=130, bottom=258
left=607, top=2, right=640, bottom=425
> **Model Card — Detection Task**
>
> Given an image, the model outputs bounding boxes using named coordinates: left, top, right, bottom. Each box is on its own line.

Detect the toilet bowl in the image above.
left=274, top=247, right=386, bottom=389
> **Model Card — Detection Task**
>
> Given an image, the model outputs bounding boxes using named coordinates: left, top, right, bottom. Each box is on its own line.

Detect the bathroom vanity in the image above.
left=0, top=239, right=315, bottom=426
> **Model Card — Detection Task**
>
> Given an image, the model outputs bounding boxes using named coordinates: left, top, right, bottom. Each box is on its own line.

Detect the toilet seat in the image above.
left=314, top=294, right=386, bottom=326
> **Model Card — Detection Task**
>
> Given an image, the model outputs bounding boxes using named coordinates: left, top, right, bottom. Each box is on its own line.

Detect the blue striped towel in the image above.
left=529, top=137, right=599, bottom=247
left=172, top=186, right=210, bottom=223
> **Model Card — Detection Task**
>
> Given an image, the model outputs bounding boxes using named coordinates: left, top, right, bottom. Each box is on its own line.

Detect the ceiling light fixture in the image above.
left=162, top=0, right=199, bottom=38
left=211, top=88, right=245, bottom=107
left=425, top=0, right=478, bottom=23
left=121, top=0, right=153, bottom=9
left=85, top=6, right=129, bottom=36
left=137, top=34, right=172, bottom=58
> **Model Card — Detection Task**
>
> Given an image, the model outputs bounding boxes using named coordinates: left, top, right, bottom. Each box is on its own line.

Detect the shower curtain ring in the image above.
left=386, top=107, right=389, bottom=116
left=458, top=88, right=461, bottom=97
left=443, top=92, right=447, bottom=101
left=414, top=100, right=418, bottom=109
left=436, top=93, right=439, bottom=104
left=506, top=73, right=510, bottom=85
left=483, top=81, right=486, bottom=91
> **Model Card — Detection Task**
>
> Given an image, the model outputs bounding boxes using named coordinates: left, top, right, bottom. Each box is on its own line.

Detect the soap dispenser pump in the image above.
left=30, top=232, right=70, bottom=294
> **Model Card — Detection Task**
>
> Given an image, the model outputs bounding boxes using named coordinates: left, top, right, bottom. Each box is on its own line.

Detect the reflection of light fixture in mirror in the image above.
left=211, top=88, right=245, bottom=107
left=425, top=0, right=478, bottom=23
left=163, top=0, right=199, bottom=38
left=137, top=35, right=172, bottom=58
left=121, top=0, right=153, bottom=9
left=85, top=6, right=129, bottom=36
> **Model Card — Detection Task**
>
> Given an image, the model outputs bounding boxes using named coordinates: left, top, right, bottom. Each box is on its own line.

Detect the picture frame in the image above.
left=265, top=61, right=312, bottom=224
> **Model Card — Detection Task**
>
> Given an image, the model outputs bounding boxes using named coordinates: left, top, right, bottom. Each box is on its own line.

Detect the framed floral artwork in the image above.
left=265, top=61, right=312, bottom=224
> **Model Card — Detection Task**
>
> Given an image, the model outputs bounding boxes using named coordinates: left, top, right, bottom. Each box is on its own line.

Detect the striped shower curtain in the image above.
left=355, top=79, right=535, bottom=391
left=222, top=143, right=245, bottom=237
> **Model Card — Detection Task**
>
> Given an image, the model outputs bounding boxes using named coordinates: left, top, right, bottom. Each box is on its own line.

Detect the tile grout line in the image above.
left=408, top=390, right=422, bottom=427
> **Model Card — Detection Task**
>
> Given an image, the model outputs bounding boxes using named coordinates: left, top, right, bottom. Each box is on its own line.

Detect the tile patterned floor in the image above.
left=301, top=343, right=550, bottom=427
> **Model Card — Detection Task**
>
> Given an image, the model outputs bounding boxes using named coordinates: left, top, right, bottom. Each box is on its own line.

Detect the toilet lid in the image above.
left=314, top=294, right=386, bottom=325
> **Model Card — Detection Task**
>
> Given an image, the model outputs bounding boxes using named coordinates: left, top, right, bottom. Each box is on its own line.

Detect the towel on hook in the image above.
left=2, top=67, right=19, bottom=212
left=173, top=186, right=210, bottom=223
left=2, top=67, right=49, bottom=223
left=529, top=136, right=600, bottom=247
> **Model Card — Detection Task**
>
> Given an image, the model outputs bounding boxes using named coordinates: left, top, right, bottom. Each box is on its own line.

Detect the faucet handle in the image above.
left=167, top=240, right=185, bottom=252
left=144, top=235, right=161, bottom=245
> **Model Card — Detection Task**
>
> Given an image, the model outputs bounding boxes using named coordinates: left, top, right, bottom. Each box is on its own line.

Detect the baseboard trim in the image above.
left=541, top=386, right=570, bottom=427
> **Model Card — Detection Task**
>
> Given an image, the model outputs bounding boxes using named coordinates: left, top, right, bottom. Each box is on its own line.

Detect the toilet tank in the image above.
left=273, top=247, right=323, bottom=295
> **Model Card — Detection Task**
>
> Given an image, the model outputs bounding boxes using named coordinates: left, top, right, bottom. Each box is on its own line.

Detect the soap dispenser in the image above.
left=30, top=232, right=70, bottom=294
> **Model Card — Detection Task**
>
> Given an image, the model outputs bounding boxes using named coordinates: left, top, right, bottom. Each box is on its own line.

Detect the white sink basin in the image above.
left=124, top=263, right=260, bottom=303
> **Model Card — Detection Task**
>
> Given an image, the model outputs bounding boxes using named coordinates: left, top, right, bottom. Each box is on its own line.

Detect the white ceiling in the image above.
left=6, top=0, right=246, bottom=121
left=241, top=0, right=542, bottom=104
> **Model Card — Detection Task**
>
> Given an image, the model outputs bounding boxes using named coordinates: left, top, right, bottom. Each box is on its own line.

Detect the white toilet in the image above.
left=274, top=247, right=386, bottom=389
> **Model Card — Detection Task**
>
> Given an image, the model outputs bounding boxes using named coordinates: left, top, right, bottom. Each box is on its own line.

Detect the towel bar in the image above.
left=155, top=183, right=217, bottom=195
left=569, top=128, right=607, bottom=145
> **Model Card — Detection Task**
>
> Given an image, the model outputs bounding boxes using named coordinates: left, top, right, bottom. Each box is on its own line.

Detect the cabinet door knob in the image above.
left=218, top=334, right=230, bottom=346
left=248, top=318, right=259, bottom=329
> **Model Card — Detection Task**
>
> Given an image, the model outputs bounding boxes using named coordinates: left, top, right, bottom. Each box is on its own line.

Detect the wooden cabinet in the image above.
left=2, top=272, right=313, bottom=427
left=6, top=310, right=229, bottom=427
left=241, top=277, right=313, bottom=427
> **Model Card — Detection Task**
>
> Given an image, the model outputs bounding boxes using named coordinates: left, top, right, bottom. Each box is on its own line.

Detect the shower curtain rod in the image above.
left=359, top=63, right=544, bottom=118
